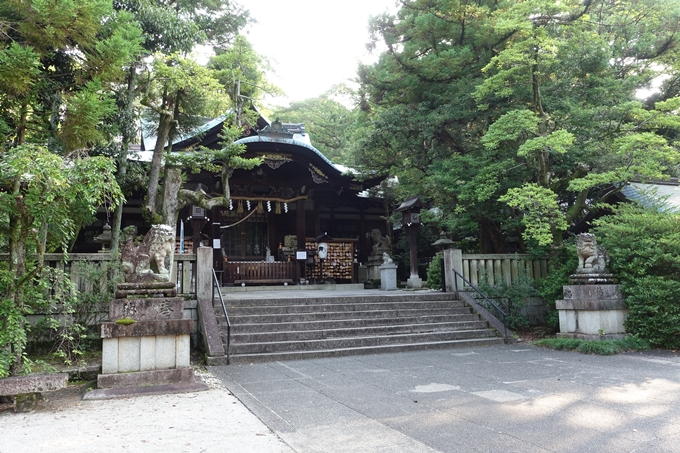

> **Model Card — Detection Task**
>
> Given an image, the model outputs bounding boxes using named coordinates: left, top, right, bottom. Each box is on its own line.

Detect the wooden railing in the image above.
left=0, top=253, right=197, bottom=296
left=224, top=261, right=296, bottom=285
left=460, top=253, right=548, bottom=288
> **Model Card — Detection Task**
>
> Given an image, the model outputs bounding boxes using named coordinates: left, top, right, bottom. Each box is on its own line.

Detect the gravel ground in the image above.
left=0, top=367, right=295, bottom=453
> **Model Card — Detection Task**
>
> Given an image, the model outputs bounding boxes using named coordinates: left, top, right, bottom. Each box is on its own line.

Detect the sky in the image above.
left=242, top=0, right=397, bottom=106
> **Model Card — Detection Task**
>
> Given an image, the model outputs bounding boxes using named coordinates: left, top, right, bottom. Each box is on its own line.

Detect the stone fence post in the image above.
left=195, top=247, right=226, bottom=362
left=196, top=247, right=213, bottom=302
left=443, top=248, right=463, bottom=293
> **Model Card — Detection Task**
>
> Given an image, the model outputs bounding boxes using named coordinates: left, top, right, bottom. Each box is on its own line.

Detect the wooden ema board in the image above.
left=305, top=239, right=356, bottom=281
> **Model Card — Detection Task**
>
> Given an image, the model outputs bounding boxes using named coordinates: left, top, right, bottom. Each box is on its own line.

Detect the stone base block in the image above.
left=407, top=275, right=423, bottom=289
left=558, top=308, right=627, bottom=336
left=97, top=367, right=195, bottom=389
left=367, top=265, right=381, bottom=281
left=0, top=373, right=68, bottom=396
left=102, top=332, right=191, bottom=374
left=380, top=264, right=398, bottom=291
left=557, top=283, right=627, bottom=337
left=84, top=381, right=208, bottom=400
left=557, top=332, right=628, bottom=341
left=101, top=319, right=193, bottom=338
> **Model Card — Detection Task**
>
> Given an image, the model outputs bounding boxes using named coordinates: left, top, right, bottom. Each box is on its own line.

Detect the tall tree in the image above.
left=354, top=0, right=680, bottom=251
left=274, top=85, right=357, bottom=165
left=107, top=0, right=250, bottom=250
left=0, top=0, right=140, bottom=376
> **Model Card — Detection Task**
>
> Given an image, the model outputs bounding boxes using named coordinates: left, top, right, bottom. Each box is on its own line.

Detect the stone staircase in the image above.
left=214, top=292, right=505, bottom=363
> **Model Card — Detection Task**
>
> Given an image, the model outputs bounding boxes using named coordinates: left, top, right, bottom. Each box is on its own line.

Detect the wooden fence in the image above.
left=0, top=253, right=197, bottom=296
left=443, top=249, right=548, bottom=291
left=224, top=261, right=296, bottom=285
left=461, top=254, right=548, bottom=288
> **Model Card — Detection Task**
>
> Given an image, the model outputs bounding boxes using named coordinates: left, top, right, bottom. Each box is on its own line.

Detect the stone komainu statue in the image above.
left=382, top=252, right=394, bottom=264
left=121, top=224, right=175, bottom=280
left=370, top=229, right=392, bottom=255
left=576, top=233, right=608, bottom=274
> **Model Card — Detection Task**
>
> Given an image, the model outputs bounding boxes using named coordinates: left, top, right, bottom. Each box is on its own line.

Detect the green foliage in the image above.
left=534, top=242, right=578, bottom=329
left=274, top=85, right=357, bottom=165
left=209, top=35, right=280, bottom=129
left=0, top=145, right=121, bottom=376
left=0, top=0, right=144, bottom=150
left=534, top=337, right=650, bottom=355
left=354, top=0, right=680, bottom=252
left=477, top=269, right=534, bottom=331
left=594, top=201, right=680, bottom=348
left=426, top=252, right=443, bottom=289
left=499, top=184, right=568, bottom=246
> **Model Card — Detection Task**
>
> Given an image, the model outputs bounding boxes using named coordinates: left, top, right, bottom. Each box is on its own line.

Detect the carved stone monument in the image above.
left=556, top=233, right=628, bottom=340
left=367, top=229, right=392, bottom=280
left=90, top=224, right=207, bottom=397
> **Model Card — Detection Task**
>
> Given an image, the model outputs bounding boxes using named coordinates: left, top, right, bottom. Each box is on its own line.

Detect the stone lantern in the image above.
left=395, top=196, right=426, bottom=289
left=432, top=232, right=455, bottom=292
left=94, top=223, right=112, bottom=252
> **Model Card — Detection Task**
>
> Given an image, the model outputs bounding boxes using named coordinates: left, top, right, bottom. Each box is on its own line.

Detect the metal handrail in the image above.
left=451, top=268, right=509, bottom=344
left=212, top=269, right=231, bottom=364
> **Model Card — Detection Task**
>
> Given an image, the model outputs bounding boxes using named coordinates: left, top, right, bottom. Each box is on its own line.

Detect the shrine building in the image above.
left=87, top=116, right=389, bottom=285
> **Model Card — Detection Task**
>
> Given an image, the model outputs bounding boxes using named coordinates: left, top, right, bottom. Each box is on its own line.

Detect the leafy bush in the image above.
left=426, top=252, right=443, bottom=289
left=534, top=241, right=578, bottom=330
left=0, top=259, right=120, bottom=377
left=477, top=269, right=534, bottom=331
left=593, top=201, right=680, bottom=348
left=534, top=336, right=650, bottom=355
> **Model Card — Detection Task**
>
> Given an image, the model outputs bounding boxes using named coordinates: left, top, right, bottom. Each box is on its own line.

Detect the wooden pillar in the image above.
left=359, top=207, right=366, bottom=264
left=409, top=223, right=420, bottom=278
left=296, top=199, right=306, bottom=280
left=268, top=211, right=276, bottom=258
left=191, top=219, right=205, bottom=253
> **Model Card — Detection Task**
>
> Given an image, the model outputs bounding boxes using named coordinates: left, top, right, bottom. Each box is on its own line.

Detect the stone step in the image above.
left=228, top=337, right=505, bottom=364
left=231, top=320, right=491, bottom=343
left=213, top=292, right=504, bottom=364
left=224, top=300, right=467, bottom=315
left=224, top=307, right=474, bottom=324
left=230, top=329, right=499, bottom=354
left=221, top=292, right=458, bottom=306
left=224, top=314, right=483, bottom=333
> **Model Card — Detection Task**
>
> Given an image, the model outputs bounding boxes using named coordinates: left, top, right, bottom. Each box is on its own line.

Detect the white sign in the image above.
left=213, top=239, right=221, bottom=249
left=296, top=251, right=307, bottom=260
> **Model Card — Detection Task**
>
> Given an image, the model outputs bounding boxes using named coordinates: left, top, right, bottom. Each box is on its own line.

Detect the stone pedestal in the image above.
left=380, top=263, right=398, bottom=290
left=97, top=282, right=202, bottom=392
left=367, top=253, right=384, bottom=280
left=407, top=274, right=423, bottom=289
left=556, top=284, right=628, bottom=340
left=357, top=265, right=368, bottom=283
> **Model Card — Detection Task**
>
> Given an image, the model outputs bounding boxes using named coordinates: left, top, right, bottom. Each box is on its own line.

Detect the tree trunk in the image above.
left=477, top=217, right=508, bottom=253
left=145, top=111, right=174, bottom=218
left=111, top=66, right=138, bottom=252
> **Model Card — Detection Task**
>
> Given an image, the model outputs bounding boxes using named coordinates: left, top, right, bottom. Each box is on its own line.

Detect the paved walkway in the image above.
left=211, top=345, right=680, bottom=453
